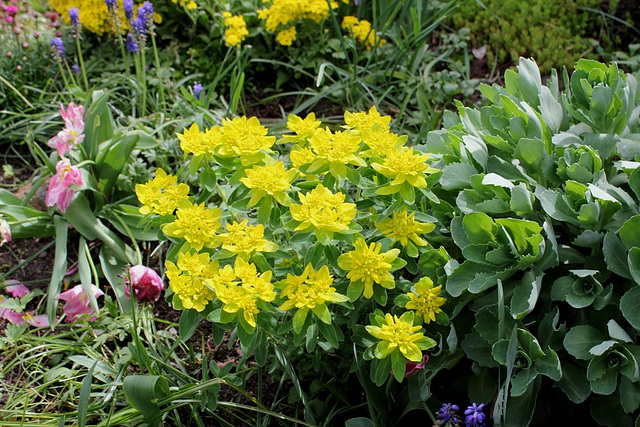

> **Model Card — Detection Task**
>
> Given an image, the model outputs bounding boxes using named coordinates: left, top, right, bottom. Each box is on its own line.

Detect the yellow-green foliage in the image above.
left=452, top=0, right=616, bottom=73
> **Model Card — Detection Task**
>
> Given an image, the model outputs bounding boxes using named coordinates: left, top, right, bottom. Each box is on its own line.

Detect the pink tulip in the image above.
left=0, top=215, right=10, bottom=246
left=47, top=102, right=85, bottom=157
left=405, top=354, right=429, bottom=377
left=56, top=284, right=103, bottom=322
left=22, top=311, right=52, bottom=327
left=5, top=280, right=30, bottom=298
left=3, top=310, right=25, bottom=325
left=124, top=265, right=164, bottom=301
left=45, top=158, right=83, bottom=213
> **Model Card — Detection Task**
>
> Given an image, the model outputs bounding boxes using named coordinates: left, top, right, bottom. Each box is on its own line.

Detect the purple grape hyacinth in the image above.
left=126, top=33, right=139, bottom=53
left=464, top=403, right=486, bottom=427
left=105, top=0, right=117, bottom=11
left=437, top=403, right=460, bottom=425
left=123, top=0, right=134, bottom=21
left=68, top=8, right=80, bottom=27
left=192, top=81, right=204, bottom=100
left=50, top=37, right=65, bottom=59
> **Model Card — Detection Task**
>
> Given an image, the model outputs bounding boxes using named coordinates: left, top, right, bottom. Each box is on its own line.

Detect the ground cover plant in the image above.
left=1, top=0, right=640, bottom=426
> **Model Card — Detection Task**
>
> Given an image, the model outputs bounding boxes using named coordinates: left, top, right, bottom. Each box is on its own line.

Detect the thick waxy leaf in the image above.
left=564, top=325, right=607, bottom=360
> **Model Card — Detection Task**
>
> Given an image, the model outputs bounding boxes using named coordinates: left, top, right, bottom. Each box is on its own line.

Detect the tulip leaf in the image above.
left=123, top=375, right=169, bottom=427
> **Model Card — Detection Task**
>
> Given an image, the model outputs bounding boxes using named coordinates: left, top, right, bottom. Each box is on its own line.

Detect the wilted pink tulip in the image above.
left=48, top=102, right=85, bottom=157
left=56, top=284, right=103, bottom=321
left=124, top=265, right=164, bottom=301
left=5, top=280, right=30, bottom=298
left=45, top=158, right=83, bottom=212
left=405, top=354, right=429, bottom=377
left=0, top=215, right=10, bottom=246
left=22, top=311, right=52, bottom=327
left=3, top=310, right=25, bottom=325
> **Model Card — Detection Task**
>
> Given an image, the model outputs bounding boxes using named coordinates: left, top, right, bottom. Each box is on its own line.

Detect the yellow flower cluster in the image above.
left=212, top=258, right=276, bottom=327
left=163, top=199, right=222, bottom=251
left=50, top=0, right=161, bottom=35
left=341, top=16, right=386, bottom=50
left=290, top=184, right=357, bottom=234
left=135, top=168, right=190, bottom=216
left=406, top=277, right=447, bottom=324
left=257, top=0, right=338, bottom=45
left=219, top=219, right=279, bottom=259
left=376, top=207, right=435, bottom=247
left=175, top=116, right=276, bottom=165
left=171, top=0, right=197, bottom=10
left=240, top=161, right=296, bottom=207
left=338, top=237, right=400, bottom=299
left=366, top=312, right=425, bottom=362
left=165, top=251, right=218, bottom=311
left=222, top=12, right=248, bottom=48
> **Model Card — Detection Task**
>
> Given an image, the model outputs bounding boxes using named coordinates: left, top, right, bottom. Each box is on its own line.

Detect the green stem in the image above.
left=140, top=47, right=147, bottom=116
left=55, top=61, right=71, bottom=103
left=150, top=31, right=165, bottom=110
left=75, top=35, right=90, bottom=93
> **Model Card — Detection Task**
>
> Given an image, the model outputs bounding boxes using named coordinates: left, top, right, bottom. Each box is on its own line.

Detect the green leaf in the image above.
left=511, top=269, right=542, bottom=319
left=83, top=90, right=114, bottom=159
left=440, top=163, right=478, bottom=190
left=390, top=350, right=406, bottom=382
left=620, top=216, right=640, bottom=249
left=345, top=418, right=375, bottom=427
left=590, top=368, right=618, bottom=395
left=620, top=287, right=640, bottom=330
left=557, top=361, right=591, bottom=403
left=77, top=361, right=97, bottom=427
left=504, top=376, right=541, bottom=427
left=47, top=216, right=68, bottom=327
left=370, top=356, right=392, bottom=386
left=122, top=375, right=169, bottom=427
left=179, top=309, right=201, bottom=341
left=603, top=232, right=632, bottom=279
left=629, top=248, right=640, bottom=285
left=292, top=308, right=309, bottom=334
left=511, top=367, right=538, bottom=397
left=96, top=133, right=139, bottom=197
left=564, top=325, right=607, bottom=360
left=536, top=348, right=562, bottom=381
left=621, top=376, right=640, bottom=413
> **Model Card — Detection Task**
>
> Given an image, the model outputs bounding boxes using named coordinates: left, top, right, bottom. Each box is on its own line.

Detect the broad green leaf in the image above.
left=629, top=248, right=640, bottom=285
left=621, top=376, right=640, bottom=413
left=536, top=348, right=562, bottom=381
left=461, top=332, right=499, bottom=368
left=511, top=367, right=538, bottom=397
left=564, top=325, right=606, bottom=360
left=463, top=212, right=496, bottom=245
left=557, top=362, right=590, bottom=403
left=123, top=375, right=170, bottom=427
left=96, top=133, right=139, bottom=197
left=590, top=368, right=618, bottom=395
left=345, top=418, right=375, bottom=427
left=47, top=216, right=68, bottom=327
left=620, top=287, right=640, bottom=330
left=620, top=216, right=640, bottom=249
left=439, top=163, right=478, bottom=190
left=511, top=269, right=542, bottom=319
left=179, top=309, right=201, bottom=341
left=504, top=376, right=541, bottom=427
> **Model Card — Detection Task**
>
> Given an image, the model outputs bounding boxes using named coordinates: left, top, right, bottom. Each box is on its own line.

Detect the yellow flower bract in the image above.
left=290, top=184, right=356, bottom=234
left=223, top=12, right=248, bottom=48
left=279, top=264, right=348, bottom=312
left=163, top=199, right=222, bottom=251
left=337, top=237, right=400, bottom=299
left=219, top=219, right=279, bottom=259
left=376, top=207, right=435, bottom=247
left=165, top=251, right=218, bottom=311
left=366, top=312, right=425, bottom=362
left=406, top=277, right=446, bottom=324
left=135, top=168, right=190, bottom=216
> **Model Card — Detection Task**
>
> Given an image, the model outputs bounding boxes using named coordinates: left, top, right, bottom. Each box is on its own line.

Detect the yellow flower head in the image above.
left=163, top=199, right=222, bottom=251
left=135, top=168, right=190, bottom=216
left=376, top=207, right=435, bottom=247
left=337, top=237, right=400, bottom=299
left=343, top=106, right=391, bottom=132
left=177, top=123, right=210, bottom=156
left=310, top=127, right=365, bottom=170
left=372, top=147, right=434, bottom=191
left=360, top=128, right=405, bottom=158
left=289, top=184, right=357, bottom=234
left=289, top=147, right=317, bottom=170
left=223, top=12, right=248, bottom=47
left=212, top=257, right=275, bottom=327
left=406, top=277, right=446, bottom=324
left=282, top=113, right=322, bottom=144
left=279, top=264, right=348, bottom=311
left=365, top=312, right=425, bottom=362
left=216, top=116, right=276, bottom=165
left=165, top=251, right=218, bottom=311
left=276, top=26, right=297, bottom=46
left=258, top=0, right=338, bottom=33
left=219, top=219, right=279, bottom=259
left=240, top=161, right=296, bottom=207
left=341, top=16, right=386, bottom=50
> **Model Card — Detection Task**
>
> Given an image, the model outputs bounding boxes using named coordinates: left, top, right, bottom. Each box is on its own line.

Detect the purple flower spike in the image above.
left=71, top=64, right=80, bottom=75
left=123, top=0, right=134, bottom=21
left=126, top=33, right=139, bottom=52
left=437, top=403, right=460, bottom=425
left=68, top=7, right=80, bottom=27
left=50, top=37, right=65, bottom=59
left=464, top=403, right=486, bottom=427
left=105, top=0, right=117, bottom=11
left=193, top=81, right=204, bottom=100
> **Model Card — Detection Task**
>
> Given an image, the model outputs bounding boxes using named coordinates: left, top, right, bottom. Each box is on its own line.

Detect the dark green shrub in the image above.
left=451, top=0, right=618, bottom=73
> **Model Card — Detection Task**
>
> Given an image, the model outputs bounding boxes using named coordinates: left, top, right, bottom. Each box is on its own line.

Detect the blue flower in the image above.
left=437, top=403, right=460, bottom=425
left=192, top=81, right=204, bottom=100
left=464, top=403, right=486, bottom=427
left=126, top=33, right=139, bottom=53
left=123, top=0, right=134, bottom=22
left=104, top=0, right=118, bottom=11
left=50, top=37, right=65, bottom=59
left=71, top=64, right=80, bottom=75
left=68, top=8, right=80, bottom=27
